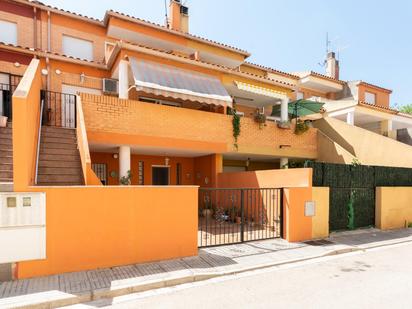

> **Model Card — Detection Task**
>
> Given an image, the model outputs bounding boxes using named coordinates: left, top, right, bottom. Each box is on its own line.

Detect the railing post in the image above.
left=240, top=189, right=244, bottom=243
left=74, top=95, right=77, bottom=128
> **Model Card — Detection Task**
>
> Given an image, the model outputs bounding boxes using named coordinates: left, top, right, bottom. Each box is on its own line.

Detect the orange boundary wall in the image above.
left=13, top=59, right=199, bottom=279
left=17, top=186, right=198, bottom=278
left=217, top=168, right=314, bottom=242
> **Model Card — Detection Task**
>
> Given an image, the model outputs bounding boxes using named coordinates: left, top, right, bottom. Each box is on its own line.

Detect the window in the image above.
left=62, top=35, right=93, bottom=61
left=92, top=163, right=107, bottom=185
left=296, top=91, right=304, bottom=100
left=176, top=163, right=182, bottom=185
left=0, top=20, right=17, bottom=45
left=138, top=161, right=144, bottom=185
left=365, top=91, right=376, bottom=105
left=139, top=96, right=181, bottom=107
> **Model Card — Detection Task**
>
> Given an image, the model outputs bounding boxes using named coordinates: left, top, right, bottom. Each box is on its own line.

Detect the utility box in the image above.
left=0, top=193, right=46, bottom=263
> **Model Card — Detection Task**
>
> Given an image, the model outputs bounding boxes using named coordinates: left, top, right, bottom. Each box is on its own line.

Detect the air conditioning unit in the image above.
left=103, top=78, right=118, bottom=95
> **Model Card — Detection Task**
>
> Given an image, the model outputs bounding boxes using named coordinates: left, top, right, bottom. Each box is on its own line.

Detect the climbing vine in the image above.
left=232, top=109, right=241, bottom=150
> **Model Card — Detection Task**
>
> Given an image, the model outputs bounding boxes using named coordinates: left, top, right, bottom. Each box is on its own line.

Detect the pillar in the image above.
left=280, top=157, right=289, bottom=169
left=346, top=111, right=354, bottom=125
left=119, top=146, right=131, bottom=180
left=280, top=98, right=289, bottom=122
left=119, top=59, right=129, bottom=100
left=380, top=120, right=393, bottom=138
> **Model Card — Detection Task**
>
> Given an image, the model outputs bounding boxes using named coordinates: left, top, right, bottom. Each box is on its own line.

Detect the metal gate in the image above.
left=198, top=188, right=282, bottom=247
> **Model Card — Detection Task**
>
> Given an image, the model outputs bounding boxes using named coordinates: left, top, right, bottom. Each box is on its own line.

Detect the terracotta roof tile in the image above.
left=106, top=10, right=250, bottom=56
left=358, top=81, right=392, bottom=93
left=307, top=71, right=346, bottom=85
left=243, top=62, right=300, bottom=80
left=358, top=100, right=398, bottom=114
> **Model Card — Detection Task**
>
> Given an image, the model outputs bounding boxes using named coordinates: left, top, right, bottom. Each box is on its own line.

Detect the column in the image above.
left=119, top=59, right=129, bottom=100
left=280, top=97, right=289, bottom=122
left=280, top=157, right=289, bottom=169
left=381, top=120, right=394, bottom=138
left=346, top=111, right=354, bottom=125
left=119, top=146, right=131, bottom=181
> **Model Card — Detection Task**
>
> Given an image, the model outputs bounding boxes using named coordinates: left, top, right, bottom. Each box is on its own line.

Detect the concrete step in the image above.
left=41, top=131, right=76, bottom=139
left=0, top=171, right=13, bottom=179
left=41, top=126, right=75, bottom=135
left=37, top=174, right=83, bottom=184
left=40, top=142, right=78, bottom=150
left=40, top=147, right=80, bottom=155
left=0, top=183, right=13, bottom=192
left=0, top=156, right=12, bottom=164
left=38, top=167, right=82, bottom=175
left=0, top=163, right=13, bottom=171
left=38, top=160, right=81, bottom=168
left=0, top=145, right=12, bottom=153
left=41, top=137, right=78, bottom=144
left=39, top=154, right=80, bottom=162
left=0, top=138, right=12, bottom=146
left=0, top=126, right=12, bottom=133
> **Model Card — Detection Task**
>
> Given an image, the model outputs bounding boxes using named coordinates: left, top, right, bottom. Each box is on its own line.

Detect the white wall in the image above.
left=0, top=193, right=46, bottom=263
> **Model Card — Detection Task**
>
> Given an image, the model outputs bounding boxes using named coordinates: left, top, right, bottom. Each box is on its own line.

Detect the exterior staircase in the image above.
left=0, top=122, right=13, bottom=191
left=37, top=126, right=84, bottom=186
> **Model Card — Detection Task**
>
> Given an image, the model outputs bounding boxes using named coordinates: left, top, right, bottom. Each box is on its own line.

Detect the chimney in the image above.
left=326, top=52, right=339, bottom=80
left=168, top=0, right=189, bottom=33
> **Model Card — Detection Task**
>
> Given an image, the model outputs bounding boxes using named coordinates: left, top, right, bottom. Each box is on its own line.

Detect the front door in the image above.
left=152, top=166, right=169, bottom=185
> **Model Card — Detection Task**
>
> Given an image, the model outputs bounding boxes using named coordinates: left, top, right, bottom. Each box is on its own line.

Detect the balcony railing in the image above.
left=80, top=93, right=318, bottom=158
left=41, top=90, right=77, bottom=128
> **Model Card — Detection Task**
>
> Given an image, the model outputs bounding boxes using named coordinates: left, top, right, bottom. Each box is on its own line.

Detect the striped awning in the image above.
left=129, top=58, right=232, bottom=107
left=234, top=81, right=288, bottom=100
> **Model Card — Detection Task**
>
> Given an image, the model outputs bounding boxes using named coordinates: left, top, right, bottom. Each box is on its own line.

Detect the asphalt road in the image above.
left=96, top=242, right=412, bottom=309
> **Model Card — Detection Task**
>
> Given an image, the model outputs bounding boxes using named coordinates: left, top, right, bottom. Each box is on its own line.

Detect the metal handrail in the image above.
left=34, top=98, right=44, bottom=185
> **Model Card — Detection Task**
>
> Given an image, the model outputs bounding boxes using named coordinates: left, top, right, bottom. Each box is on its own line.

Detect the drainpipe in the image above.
left=46, top=10, right=51, bottom=90
left=33, top=7, right=37, bottom=49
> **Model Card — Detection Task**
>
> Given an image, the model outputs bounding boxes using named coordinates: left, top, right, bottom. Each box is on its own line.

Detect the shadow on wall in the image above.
left=314, top=118, right=356, bottom=157
left=397, top=128, right=412, bottom=146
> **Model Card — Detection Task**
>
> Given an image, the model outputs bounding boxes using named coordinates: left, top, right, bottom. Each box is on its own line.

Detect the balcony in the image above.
left=80, top=94, right=317, bottom=159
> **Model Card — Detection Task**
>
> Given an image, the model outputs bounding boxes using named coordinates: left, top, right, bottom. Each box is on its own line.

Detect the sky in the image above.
left=42, top=0, right=412, bottom=106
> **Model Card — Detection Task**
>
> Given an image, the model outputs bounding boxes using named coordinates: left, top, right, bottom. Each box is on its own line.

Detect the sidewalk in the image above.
left=1, top=228, right=412, bottom=309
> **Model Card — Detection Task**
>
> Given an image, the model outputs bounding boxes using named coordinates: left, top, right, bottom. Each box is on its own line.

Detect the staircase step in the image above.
left=0, top=156, right=12, bottom=164
left=0, top=144, right=12, bottom=152
left=40, top=148, right=80, bottom=155
left=0, top=183, right=13, bottom=192
left=36, top=182, right=82, bottom=186
left=41, top=126, right=75, bottom=134
left=38, top=167, right=82, bottom=175
left=39, top=154, right=81, bottom=162
left=40, top=131, right=76, bottom=139
left=37, top=174, right=83, bottom=183
left=0, top=171, right=13, bottom=179
left=41, top=137, right=77, bottom=144
left=40, top=142, right=78, bottom=150
left=38, top=160, right=81, bottom=168
left=0, top=139, right=12, bottom=146
left=0, top=164, right=13, bottom=171
left=0, top=127, right=12, bottom=134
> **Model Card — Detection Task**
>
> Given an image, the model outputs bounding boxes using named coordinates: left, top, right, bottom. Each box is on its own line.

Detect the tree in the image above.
left=399, top=104, right=412, bottom=115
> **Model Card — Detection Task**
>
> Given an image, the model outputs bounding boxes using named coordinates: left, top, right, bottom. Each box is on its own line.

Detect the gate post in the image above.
left=240, top=189, right=244, bottom=242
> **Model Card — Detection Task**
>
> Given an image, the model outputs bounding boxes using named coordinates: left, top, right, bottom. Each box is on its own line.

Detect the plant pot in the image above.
left=235, top=216, right=242, bottom=224
left=0, top=116, right=8, bottom=128
left=202, top=209, right=213, bottom=219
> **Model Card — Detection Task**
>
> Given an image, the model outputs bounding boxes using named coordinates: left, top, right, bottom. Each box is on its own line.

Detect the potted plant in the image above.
left=254, top=111, right=266, bottom=129
left=202, top=201, right=214, bottom=219
left=0, top=115, right=7, bottom=128
left=119, top=170, right=132, bottom=185
left=295, top=119, right=309, bottom=135
left=229, top=207, right=237, bottom=223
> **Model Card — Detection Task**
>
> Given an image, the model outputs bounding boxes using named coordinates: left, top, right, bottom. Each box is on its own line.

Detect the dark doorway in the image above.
left=152, top=166, right=169, bottom=185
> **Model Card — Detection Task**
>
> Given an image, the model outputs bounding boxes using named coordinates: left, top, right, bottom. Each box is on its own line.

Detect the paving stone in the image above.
left=87, top=268, right=117, bottom=290
left=111, top=265, right=142, bottom=281
left=59, top=271, right=91, bottom=294
left=26, top=275, right=59, bottom=294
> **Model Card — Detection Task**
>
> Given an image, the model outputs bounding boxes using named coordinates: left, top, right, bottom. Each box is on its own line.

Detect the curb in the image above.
left=5, top=238, right=412, bottom=309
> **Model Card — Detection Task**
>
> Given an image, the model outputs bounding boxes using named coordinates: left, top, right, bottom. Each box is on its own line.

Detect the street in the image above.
left=94, top=242, right=412, bottom=309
